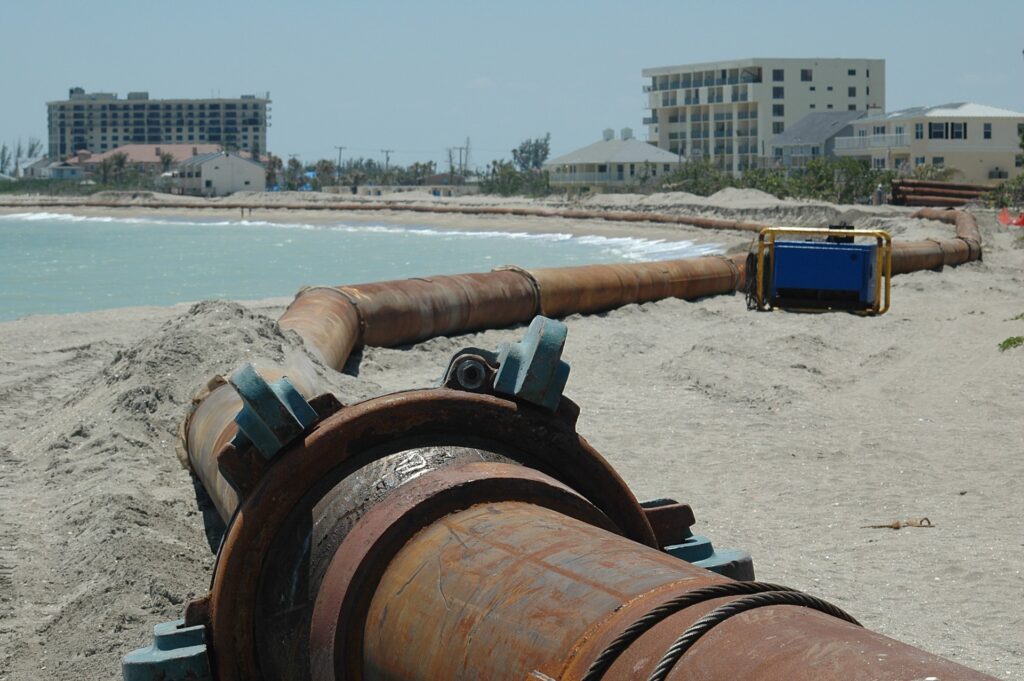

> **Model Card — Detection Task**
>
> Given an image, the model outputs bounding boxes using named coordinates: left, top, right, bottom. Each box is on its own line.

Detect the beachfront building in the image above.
left=47, top=87, right=270, bottom=159
left=642, top=58, right=885, bottom=174
left=171, top=151, right=265, bottom=197
left=545, top=128, right=683, bottom=190
left=832, top=102, right=1024, bottom=183
left=768, top=110, right=867, bottom=170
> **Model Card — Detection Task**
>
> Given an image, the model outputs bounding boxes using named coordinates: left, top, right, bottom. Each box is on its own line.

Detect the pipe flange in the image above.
left=197, top=388, right=656, bottom=681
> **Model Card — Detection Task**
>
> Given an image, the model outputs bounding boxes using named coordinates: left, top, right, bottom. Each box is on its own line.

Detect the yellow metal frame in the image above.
left=755, top=227, right=892, bottom=315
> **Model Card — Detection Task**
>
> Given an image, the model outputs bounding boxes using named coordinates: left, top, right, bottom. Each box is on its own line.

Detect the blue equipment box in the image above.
left=770, top=241, right=877, bottom=307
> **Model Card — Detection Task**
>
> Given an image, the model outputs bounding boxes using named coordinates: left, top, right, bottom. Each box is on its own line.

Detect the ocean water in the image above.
left=0, top=212, right=722, bottom=321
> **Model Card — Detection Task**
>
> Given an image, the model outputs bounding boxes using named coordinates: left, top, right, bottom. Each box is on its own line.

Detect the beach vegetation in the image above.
left=478, top=159, right=550, bottom=197
left=987, top=174, right=1024, bottom=208
left=998, top=336, right=1024, bottom=352
left=657, top=156, right=893, bottom=204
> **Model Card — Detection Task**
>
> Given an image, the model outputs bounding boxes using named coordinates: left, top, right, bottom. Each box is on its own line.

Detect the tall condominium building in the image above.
left=47, top=87, right=271, bottom=159
left=642, top=58, right=884, bottom=173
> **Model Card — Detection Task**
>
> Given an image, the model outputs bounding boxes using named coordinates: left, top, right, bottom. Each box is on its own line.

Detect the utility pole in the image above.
left=381, top=149, right=394, bottom=185
left=334, top=145, right=345, bottom=183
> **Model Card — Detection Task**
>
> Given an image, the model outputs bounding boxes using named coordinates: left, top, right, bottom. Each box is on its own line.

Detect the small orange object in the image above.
left=998, top=207, right=1011, bottom=224
left=1014, top=212, right=1024, bottom=227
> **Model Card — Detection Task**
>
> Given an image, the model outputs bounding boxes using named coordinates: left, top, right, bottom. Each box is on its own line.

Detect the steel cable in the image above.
left=646, top=590, right=861, bottom=681
left=581, top=581, right=789, bottom=681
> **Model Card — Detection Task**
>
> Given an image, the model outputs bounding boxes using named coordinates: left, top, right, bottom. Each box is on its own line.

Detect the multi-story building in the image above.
left=642, top=58, right=884, bottom=173
left=47, top=87, right=270, bottom=159
left=832, top=102, right=1024, bottom=184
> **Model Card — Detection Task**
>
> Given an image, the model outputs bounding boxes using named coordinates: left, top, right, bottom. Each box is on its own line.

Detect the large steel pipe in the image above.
left=314, top=498, right=995, bottom=681
left=530, top=255, right=743, bottom=318
left=175, top=385, right=998, bottom=681
left=340, top=270, right=538, bottom=349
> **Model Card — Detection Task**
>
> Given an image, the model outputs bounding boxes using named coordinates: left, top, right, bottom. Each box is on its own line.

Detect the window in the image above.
left=873, top=126, right=886, bottom=135
left=1017, top=155, right=1024, bottom=168
left=915, top=123, right=924, bottom=139
left=951, top=122, right=966, bottom=139
left=205, top=179, right=212, bottom=188
left=773, top=86, right=784, bottom=99
left=848, top=68, right=856, bottom=76
left=809, top=86, right=816, bottom=91
left=772, top=104, right=784, bottom=116
left=895, top=126, right=904, bottom=135
left=929, top=122, right=946, bottom=139
left=801, top=69, right=813, bottom=82
left=809, top=104, right=816, bottom=109
left=932, top=156, right=945, bottom=167
left=597, top=164, right=607, bottom=173
left=773, top=121, right=784, bottom=134
left=873, top=158, right=886, bottom=169
left=858, top=129, right=868, bottom=137
left=866, top=69, right=870, bottom=78
left=915, top=156, right=926, bottom=166
left=827, top=86, right=833, bottom=92
left=984, top=123, right=992, bottom=139
left=848, top=86, right=856, bottom=97
left=849, top=104, right=857, bottom=111
left=827, top=104, right=834, bottom=109
left=866, top=86, right=870, bottom=96
left=772, top=69, right=784, bottom=82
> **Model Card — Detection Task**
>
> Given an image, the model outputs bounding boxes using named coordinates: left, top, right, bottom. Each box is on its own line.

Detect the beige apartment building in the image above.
left=642, top=58, right=885, bottom=173
left=47, top=87, right=270, bottom=159
left=832, top=102, right=1024, bottom=184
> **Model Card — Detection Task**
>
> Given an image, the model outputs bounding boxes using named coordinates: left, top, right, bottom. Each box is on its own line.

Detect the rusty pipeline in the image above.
left=146, top=208, right=996, bottom=680
left=168, top=377, right=997, bottom=681
left=186, top=210, right=979, bottom=524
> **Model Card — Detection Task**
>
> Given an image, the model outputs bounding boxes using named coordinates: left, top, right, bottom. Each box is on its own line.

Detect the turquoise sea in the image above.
left=0, top=212, right=721, bottom=322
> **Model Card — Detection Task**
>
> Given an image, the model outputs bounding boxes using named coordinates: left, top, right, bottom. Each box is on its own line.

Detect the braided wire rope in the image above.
left=646, top=590, right=861, bottom=681
left=581, top=582, right=790, bottom=681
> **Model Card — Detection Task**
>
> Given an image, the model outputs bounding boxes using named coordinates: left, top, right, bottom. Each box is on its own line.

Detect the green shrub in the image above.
left=998, top=336, right=1024, bottom=352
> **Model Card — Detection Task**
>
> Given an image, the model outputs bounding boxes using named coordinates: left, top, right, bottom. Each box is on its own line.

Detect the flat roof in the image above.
left=643, top=57, right=884, bottom=77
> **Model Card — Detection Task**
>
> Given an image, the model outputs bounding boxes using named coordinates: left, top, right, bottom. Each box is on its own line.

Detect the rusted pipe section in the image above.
left=270, top=256, right=743, bottom=373
left=530, top=255, right=743, bottom=318
left=340, top=270, right=539, bottom=348
left=890, top=208, right=982, bottom=273
left=315, top=498, right=995, bottom=681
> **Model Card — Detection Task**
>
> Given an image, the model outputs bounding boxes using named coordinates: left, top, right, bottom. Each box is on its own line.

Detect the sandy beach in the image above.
left=0, top=192, right=1021, bottom=680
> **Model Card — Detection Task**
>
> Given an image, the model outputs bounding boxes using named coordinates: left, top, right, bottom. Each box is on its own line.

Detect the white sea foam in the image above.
left=0, top=211, right=722, bottom=260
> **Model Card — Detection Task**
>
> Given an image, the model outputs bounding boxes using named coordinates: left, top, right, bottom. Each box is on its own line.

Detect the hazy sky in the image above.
left=3, top=0, right=1022, bottom=168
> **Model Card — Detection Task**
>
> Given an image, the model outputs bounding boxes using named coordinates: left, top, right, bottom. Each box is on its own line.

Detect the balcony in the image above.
left=642, top=116, right=659, bottom=125
left=834, top=133, right=910, bottom=151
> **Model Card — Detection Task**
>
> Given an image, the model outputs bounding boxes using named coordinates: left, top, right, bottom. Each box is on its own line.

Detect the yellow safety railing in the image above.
left=755, top=227, right=892, bottom=315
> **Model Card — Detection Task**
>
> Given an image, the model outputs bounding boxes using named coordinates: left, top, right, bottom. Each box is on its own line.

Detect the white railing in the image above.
left=834, top=133, right=910, bottom=150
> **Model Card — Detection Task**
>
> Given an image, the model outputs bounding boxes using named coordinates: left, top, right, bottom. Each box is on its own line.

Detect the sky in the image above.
left=2, top=0, right=1022, bottom=169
